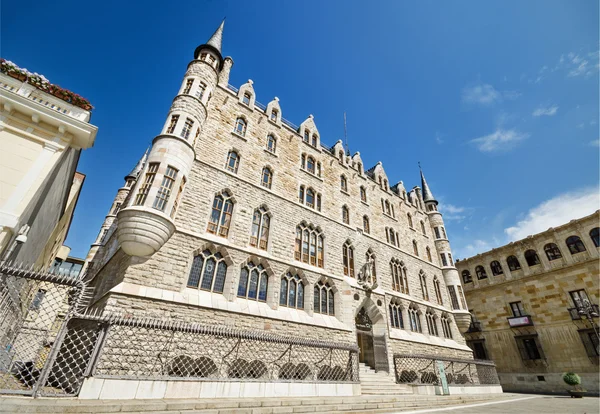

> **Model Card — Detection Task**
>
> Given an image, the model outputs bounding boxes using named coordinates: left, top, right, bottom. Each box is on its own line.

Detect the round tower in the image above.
left=116, top=21, right=226, bottom=257
left=420, top=169, right=472, bottom=333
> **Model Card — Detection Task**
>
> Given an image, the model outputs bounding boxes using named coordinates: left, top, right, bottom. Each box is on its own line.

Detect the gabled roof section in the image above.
left=299, top=114, right=319, bottom=137
left=125, top=149, right=148, bottom=181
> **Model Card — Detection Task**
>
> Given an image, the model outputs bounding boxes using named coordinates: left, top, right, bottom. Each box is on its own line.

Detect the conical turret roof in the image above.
left=420, top=168, right=437, bottom=204
left=125, top=149, right=148, bottom=181
left=194, top=20, right=225, bottom=67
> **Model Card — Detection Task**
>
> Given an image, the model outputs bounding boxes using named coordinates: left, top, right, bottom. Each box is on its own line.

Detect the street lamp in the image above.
left=574, top=297, right=600, bottom=353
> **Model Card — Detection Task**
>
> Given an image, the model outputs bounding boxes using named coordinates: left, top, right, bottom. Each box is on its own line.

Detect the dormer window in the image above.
left=357, top=162, right=362, bottom=175
left=303, top=130, right=309, bottom=143
left=242, top=92, right=251, bottom=106
left=271, top=109, right=278, bottom=121
left=312, top=134, right=318, bottom=147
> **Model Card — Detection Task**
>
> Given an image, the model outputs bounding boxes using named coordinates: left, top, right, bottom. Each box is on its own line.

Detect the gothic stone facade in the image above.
left=457, top=211, right=600, bottom=394
left=85, top=22, right=474, bottom=378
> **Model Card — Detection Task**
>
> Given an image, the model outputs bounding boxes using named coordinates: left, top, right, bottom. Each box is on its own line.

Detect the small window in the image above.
left=475, top=265, right=487, bottom=280
left=590, top=228, right=600, bottom=247
left=312, top=134, right=318, bottom=147
left=134, top=162, right=159, bottom=206
left=383, top=179, right=388, bottom=191
left=510, top=301, right=526, bottom=317
left=226, top=151, right=240, bottom=173
left=434, top=227, right=441, bottom=239
left=441, top=314, right=452, bottom=339
left=566, top=235, right=587, bottom=254
left=307, top=156, right=315, bottom=174
left=407, top=213, right=413, bottom=228
left=338, top=151, right=344, bottom=164
left=440, top=253, right=448, bottom=267
left=524, top=250, right=540, bottom=267
left=578, top=329, right=600, bottom=357
left=111, top=202, right=122, bottom=215
left=153, top=166, right=178, bottom=211
left=420, top=221, right=426, bottom=236
left=570, top=289, right=590, bottom=309
left=316, top=162, right=321, bottom=177
left=250, top=207, right=270, bottom=250
left=507, top=255, right=521, bottom=271
left=447, top=286, right=460, bottom=310
left=237, top=262, right=268, bottom=301
left=298, top=185, right=305, bottom=203
left=340, top=175, right=348, bottom=192
left=544, top=243, right=562, bottom=261
left=420, top=272, right=429, bottom=301
left=385, top=200, right=391, bottom=216
left=433, top=277, right=443, bottom=304
left=266, top=135, right=276, bottom=153
left=426, top=247, right=432, bottom=262
left=360, top=186, right=367, bottom=203
left=342, top=241, right=355, bottom=277
left=467, top=340, right=488, bottom=360
left=166, top=114, right=179, bottom=134
left=357, top=162, right=362, bottom=175
left=490, top=260, right=503, bottom=276
left=303, top=130, right=310, bottom=142
left=242, top=92, right=251, bottom=105
left=462, top=270, right=472, bottom=283
left=413, top=240, right=419, bottom=256
left=270, top=108, right=278, bottom=121
left=306, top=188, right=315, bottom=208
left=363, top=216, right=370, bottom=234
left=234, top=117, right=247, bottom=136
left=183, top=78, right=194, bottom=94
left=261, top=167, right=273, bottom=189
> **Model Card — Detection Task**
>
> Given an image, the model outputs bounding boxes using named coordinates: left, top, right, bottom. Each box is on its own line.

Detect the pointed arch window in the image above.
left=413, top=240, right=419, bottom=256
left=342, top=241, right=355, bottom=277
left=363, top=216, right=370, bottom=234
left=420, top=221, right=426, bottom=236
left=360, top=186, right=367, bottom=203
left=306, top=156, right=316, bottom=174
left=270, top=108, right=278, bottom=121
left=261, top=167, right=273, bottom=189
left=426, top=247, right=432, bottom=262
left=312, top=134, right=318, bottom=147
left=250, top=207, right=270, bottom=250
left=387, top=228, right=397, bottom=246
left=389, top=302, right=403, bottom=329
left=226, top=151, right=240, bottom=173
left=237, top=262, right=268, bottom=301
left=441, top=314, right=453, bottom=339
left=384, top=200, right=392, bottom=216
left=207, top=191, right=234, bottom=237
left=419, top=271, right=429, bottom=301
left=590, top=228, right=600, bottom=247
left=266, top=135, right=276, bottom=153
left=407, top=213, right=413, bottom=228
left=342, top=206, right=350, bottom=225
left=524, top=249, right=541, bottom=266
left=408, top=305, right=422, bottom=333
left=314, top=281, right=334, bottom=315
left=475, top=265, right=487, bottom=280
left=295, top=224, right=324, bottom=268
left=507, top=255, right=521, bottom=271
left=461, top=270, right=472, bottom=283
left=298, top=185, right=305, bottom=203
left=566, top=235, right=587, bottom=254
left=316, top=162, right=321, bottom=177
left=280, top=272, right=304, bottom=309
left=234, top=117, right=247, bottom=136
left=426, top=311, right=438, bottom=336
left=391, top=259, right=409, bottom=294
left=433, top=277, right=443, bottom=304
left=242, top=92, right=251, bottom=106
left=187, top=249, right=228, bottom=293
left=306, top=188, right=315, bottom=209
left=303, top=130, right=309, bottom=143
left=490, top=260, right=504, bottom=276
left=366, top=249, right=377, bottom=283
left=357, top=162, right=362, bottom=175
left=340, top=175, right=348, bottom=192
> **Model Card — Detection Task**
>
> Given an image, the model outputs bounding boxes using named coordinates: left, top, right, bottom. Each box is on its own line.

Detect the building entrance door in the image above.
left=355, top=307, right=375, bottom=369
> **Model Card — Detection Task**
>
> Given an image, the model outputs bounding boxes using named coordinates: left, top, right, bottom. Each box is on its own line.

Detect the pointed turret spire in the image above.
left=194, top=20, right=225, bottom=68
left=125, top=149, right=148, bottom=181
left=419, top=164, right=437, bottom=204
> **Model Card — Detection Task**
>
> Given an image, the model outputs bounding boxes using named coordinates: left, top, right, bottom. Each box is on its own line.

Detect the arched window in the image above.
left=426, top=311, right=438, bottom=336
left=306, top=188, right=315, bottom=209
left=226, top=151, right=240, bottom=173
left=391, top=259, right=409, bottom=294
left=266, top=135, right=276, bottom=153
left=360, top=186, right=367, bottom=203
left=238, top=262, right=268, bottom=301
left=303, top=130, right=309, bottom=142
left=441, top=314, right=453, bottom=339
left=298, top=185, right=305, bottom=203
left=590, top=228, right=600, bottom=247
left=357, top=162, right=362, bottom=174
left=407, top=213, right=413, bottom=228
left=544, top=243, right=562, bottom=261
left=316, top=162, right=322, bottom=177
left=295, top=224, right=324, bottom=268
left=300, top=154, right=306, bottom=169
left=250, top=207, right=270, bottom=250
left=187, top=249, right=228, bottom=293
left=433, top=277, right=443, bottom=304
left=426, top=247, right=432, bottom=262
left=507, top=255, right=521, bottom=271
left=314, top=281, right=334, bottom=315
left=311, top=134, right=318, bottom=147
left=490, top=260, right=503, bottom=276
left=413, top=240, right=419, bottom=256
left=261, top=167, right=273, bottom=189
left=383, top=179, right=388, bottom=191
left=340, top=175, right=348, bottom=192
left=408, top=305, right=422, bottom=333
left=524, top=250, right=541, bottom=266
left=342, top=241, right=355, bottom=277
left=419, top=271, right=429, bottom=301
left=280, top=272, right=304, bottom=309
left=389, top=302, right=403, bottom=329
left=566, top=236, right=587, bottom=254
left=270, top=108, right=278, bottom=121
left=385, top=200, right=391, bottom=215
left=342, top=206, right=350, bottom=224
left=363, top=216, right=370, bottom=234
left=366, top=249, right=377, bottom=283
left=234, top=117, right=247, bottom=136
left=387, top=228, right=397, bottom=246
left=316, top=194, right=322, bottom=212
left=242, top=92, right=251, bottom=105
left=207, top=191, right=234, bottom=237
left=475, top=265, right=487, bottom=280
left=461, top=270, right=472, bottom=283
left=420, top=221, right=426, bottom=236
left=306, top=156, right=316, bottom=174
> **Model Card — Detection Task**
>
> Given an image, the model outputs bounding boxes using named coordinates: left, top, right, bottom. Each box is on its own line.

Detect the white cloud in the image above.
left=458, top=239, right=492, bottom=258
left=470, top=129, right=530, bottom=153
left=590, top=139, right=600, bottom=147
left=505, top=187, right=600, bottom=241
left=532, top=105, right=558, bottom=117
left=558, top=51, right=599, bottom=78
left=462, top=83, right=501, bottom=105
left=435, top=131, right=444, bottom=145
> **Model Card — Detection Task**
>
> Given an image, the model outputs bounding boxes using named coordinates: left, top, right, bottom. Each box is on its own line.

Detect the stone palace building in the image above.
left=457, top=211, right=599, bottom=394
left=83, top=21, right=480, bottom=396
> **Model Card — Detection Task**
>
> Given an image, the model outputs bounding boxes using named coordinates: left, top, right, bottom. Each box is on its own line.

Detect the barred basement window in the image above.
left=266, top=135, right=276, bottom=153
left=426, top=311, right=438, bottom=336
left=441, top=314, right=452, bottom=339
left=524, top=250, right=541, bottom=266
left=507, top=255, right=521, bottom=271
left=342, top=206, right=350, bottom=225
left=490, top=260, right=503, bottom=275
left=195, top=82, right=206, bottom=100
left=261, top=167, right=273, bottom=189
left=342, top=241, right=355, bottom=277
left=363, top=216, right=370, bottom=234
left=389, top=302, right=403, bottom=329
left=295, top=224, right=324, bottom=267
left=280, top=272, right=304, bottom=309
left=314, top=281, right=334, bottom=315
left=360, top=186, right=367, bottom=203
left=207, top=191, right=234, bottom=237
left=420, top=271, right=429, bottom=301
left=544, top=243, right=562, bottom=261
left=153, top=166, right=178, bottom=211
left=134, top=162, right=159, bottom=205
left=249, top=207, right=270, bottom=250
left=391, top=259, right=409, bottom=294
left=166, top=114, right=179, bottom=134
left=171, top=176, right=186, bottom=218
left=226, top=151, right=240, bottom=173
left=408, top=305, right=421, bottom=333
left=238, top=262, right=268, bottom=301
left=187, top=249, right=228, bottom=293
left=566, top=235, right=587, bottom=254
left=433, top=277, right=443, bottom=305
left=448, top=286, right=460, bottom=310
left=180, top=118, right=194, bottom=140
left=234, top=117, right=247, bottom=136
left=183, top=78, right=194, bottom=94
left=366, top=249, right=377, bottom=283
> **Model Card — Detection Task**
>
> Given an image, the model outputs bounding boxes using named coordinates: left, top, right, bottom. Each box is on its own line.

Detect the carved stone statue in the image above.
left=357, top=257, right=378, bottom=292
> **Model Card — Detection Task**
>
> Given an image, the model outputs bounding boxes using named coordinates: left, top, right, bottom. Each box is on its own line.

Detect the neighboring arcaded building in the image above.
left=457, top=211, right=600, bottom=394
left=83, top=21, right=487, bottom=397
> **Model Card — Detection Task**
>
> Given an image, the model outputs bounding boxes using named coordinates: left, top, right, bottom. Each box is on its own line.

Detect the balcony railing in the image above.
left=467, top=321, right=482, bottom=333
left=568, top=304, right=600, bottom=321
left=507, top=315, right=534, bottom=328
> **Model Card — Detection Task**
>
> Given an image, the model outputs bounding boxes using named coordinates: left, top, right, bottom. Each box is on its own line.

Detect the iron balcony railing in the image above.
left=568, top=304, right=600, bottom=320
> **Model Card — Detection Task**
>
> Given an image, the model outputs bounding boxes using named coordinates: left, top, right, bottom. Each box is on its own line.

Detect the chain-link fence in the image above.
left=393, top=354, right=499, bottom=386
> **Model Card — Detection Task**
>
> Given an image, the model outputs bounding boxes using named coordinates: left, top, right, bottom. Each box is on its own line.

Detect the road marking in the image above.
left=390, top=396, right=539, bottom=413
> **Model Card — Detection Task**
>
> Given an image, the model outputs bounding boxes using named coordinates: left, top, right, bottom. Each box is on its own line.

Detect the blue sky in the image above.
left=3, top=1, right=599, bottom=260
